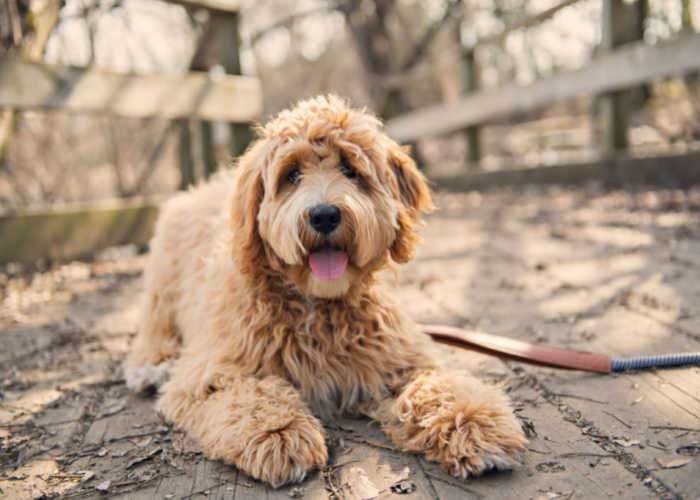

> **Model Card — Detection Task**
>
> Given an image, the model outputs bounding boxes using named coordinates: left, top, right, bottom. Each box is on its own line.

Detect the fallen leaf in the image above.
left=126, top=447, right=161, bottom=469
left=677, top=444, right=700, bottom=456
left=519, top=417, right=538, bottom=438
left=656, top=457, right=693, bottom=469
left=535, top=461, right=566, bottom=473
left=343, top=466, right=380, bottom=500
left=613, top=438, right=640, bottom=448
left=95, top=480, right=111, bottom=492
left=390, top=480, right=416, bottom=494
left=80, top=471, right=95, bottom=483
left=387, top=466, right=410, bottom=485
left=534, top=490, right=574, bottom=500
left=134, top=437, right=152, bottom=448
left=288, top=486, right=304, bottom=498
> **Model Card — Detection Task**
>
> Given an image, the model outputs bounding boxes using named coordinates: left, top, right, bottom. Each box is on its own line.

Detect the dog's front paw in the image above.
left=385, top=371, right=527, bottom=479
left=237, top=415, right=328, bottom=488
left=429, top=404, right=527, bottom=478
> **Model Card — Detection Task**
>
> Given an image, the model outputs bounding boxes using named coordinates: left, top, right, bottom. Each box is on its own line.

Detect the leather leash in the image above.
left=422, top=323, right=611, bottom=373
left=422, top=323, right=700, bottom=373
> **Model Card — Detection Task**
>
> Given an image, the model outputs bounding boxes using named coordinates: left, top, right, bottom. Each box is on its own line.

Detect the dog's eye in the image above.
left=287, top=167, right=301, bottom=185
left=340, top=157, right=358, bottom=180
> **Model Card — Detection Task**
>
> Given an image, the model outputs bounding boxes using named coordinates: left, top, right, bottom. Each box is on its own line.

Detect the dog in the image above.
left=124, top=95, right=526, bottom=487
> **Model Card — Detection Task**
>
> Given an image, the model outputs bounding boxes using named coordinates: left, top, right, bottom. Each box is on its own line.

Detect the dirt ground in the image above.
left=1, top=186, right=699, bottom=500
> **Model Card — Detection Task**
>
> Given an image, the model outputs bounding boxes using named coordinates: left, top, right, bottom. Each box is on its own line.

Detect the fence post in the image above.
left=220, top=12, right=253, bottom=158
left=200, top=120, right=217, bottom=177
left=190, top=19, right=219, bottom=178
left=463, top=49, right=481, bottom=168
left=600, top=0, right=632, bottom=156
left=191, top=10, right=252, bottom=177
left=178, top=119, right=195, bottom=190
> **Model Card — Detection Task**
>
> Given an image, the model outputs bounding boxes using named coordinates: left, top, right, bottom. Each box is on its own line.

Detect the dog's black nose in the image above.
left=309, top=204, right=341, bottom=234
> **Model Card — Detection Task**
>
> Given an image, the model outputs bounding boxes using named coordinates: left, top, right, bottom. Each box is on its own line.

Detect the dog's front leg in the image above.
left=157, top=360, right=327, bottom=488
left=369, top=370, right=527, bottom=478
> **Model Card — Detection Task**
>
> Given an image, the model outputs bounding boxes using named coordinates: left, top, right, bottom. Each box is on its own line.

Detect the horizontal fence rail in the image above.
left=2, top=152, right=699, bottom=264
left=430, top=151, right=700, bottom=191
left=0, top=199, right=160, bottom=263
left=386, top=34, right=700, bottom=142
left=0, top=55, right=262, bottom=122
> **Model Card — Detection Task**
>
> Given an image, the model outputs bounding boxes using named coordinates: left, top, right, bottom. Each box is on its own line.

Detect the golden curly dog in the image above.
left=124, top=95, right=526, bottom=487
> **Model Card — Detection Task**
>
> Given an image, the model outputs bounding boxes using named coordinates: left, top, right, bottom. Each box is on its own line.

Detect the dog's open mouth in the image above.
left=308, top=247, right=348, bottom=281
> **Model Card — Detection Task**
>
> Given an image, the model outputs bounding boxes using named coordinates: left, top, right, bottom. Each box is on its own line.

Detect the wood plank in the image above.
left=0, top=55, right=261, bottom=122
left=422, top=384, right=657, bottom=500
left=386, top=34, right=700, bottom=141
left=430, top=151, right=700, bottom=191
left=5, top=189, right=700, bottom=498
left=0, top=199, right=159, bottom=263
left=328, top=417, right=439, bottom=500
left=477, top=196, right=700, bottom=499
left=540, top=368, right=700, bottom=500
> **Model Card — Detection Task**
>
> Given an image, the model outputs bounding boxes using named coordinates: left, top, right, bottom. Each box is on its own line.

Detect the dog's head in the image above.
left=230, top=95, right=433, bottom=299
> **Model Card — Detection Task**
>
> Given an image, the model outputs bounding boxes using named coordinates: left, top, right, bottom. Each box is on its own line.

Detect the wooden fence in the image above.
left=386, top=35, right=700, bottom=143
left=0, top=56, right=260, bottom=122
left=0, top=0, right=259, bottom=263
left=2, top=0, right=700, bottom=263
left=386, top=0, right=700, bottom=187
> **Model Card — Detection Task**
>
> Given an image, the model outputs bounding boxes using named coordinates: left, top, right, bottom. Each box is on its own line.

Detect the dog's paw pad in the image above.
left=124, top=361, right=173, bottom=393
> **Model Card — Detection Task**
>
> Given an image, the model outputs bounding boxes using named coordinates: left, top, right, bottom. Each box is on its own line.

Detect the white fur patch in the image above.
left=124, top=360, right=173, bottom=393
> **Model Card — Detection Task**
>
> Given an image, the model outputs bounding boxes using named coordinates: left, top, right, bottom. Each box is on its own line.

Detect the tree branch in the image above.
left=464, top=0, right=583, bottom=52
left=249, top=1, right=347, bottom=45
left=400, top=0, right=462, bottom=71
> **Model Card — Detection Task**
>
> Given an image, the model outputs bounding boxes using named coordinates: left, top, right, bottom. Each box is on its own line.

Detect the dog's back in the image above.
left=124, top=171, right=234, bottom=377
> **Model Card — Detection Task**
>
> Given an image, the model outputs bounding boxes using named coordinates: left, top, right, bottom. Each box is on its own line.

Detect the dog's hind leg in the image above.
left=123, top=285, right=181, bottom=393
left=157, top=358, right=328, bottom=488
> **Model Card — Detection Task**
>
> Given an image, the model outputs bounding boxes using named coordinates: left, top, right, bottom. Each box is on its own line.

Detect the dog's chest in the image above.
left=262, top=306, right=414, bottom=412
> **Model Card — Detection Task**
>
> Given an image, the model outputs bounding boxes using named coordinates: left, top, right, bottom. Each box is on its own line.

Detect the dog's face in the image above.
left=231, top=96, right=433, bottom=299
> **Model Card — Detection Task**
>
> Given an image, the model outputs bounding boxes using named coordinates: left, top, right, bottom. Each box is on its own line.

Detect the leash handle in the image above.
left=422, top=324, right=612, bottom=373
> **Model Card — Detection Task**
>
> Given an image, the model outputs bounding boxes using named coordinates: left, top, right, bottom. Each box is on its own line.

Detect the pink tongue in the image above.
left=309, top=249, right=348, bottom=281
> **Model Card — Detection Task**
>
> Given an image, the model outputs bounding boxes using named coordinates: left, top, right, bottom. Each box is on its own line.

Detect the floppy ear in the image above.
left=389, top=144, right=434, bottom=215
left=230, top=140, right=267, bottom=275
left=387, top=142, right=434, bottom=263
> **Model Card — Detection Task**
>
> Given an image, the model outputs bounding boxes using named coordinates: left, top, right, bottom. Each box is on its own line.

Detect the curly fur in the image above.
left=124, top=95, right=526, bottom=488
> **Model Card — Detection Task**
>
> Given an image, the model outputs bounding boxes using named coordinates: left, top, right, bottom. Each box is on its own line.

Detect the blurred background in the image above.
left=0, top=0, right=699, bottom=261
left=1, top=0, right=699, bottom=205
